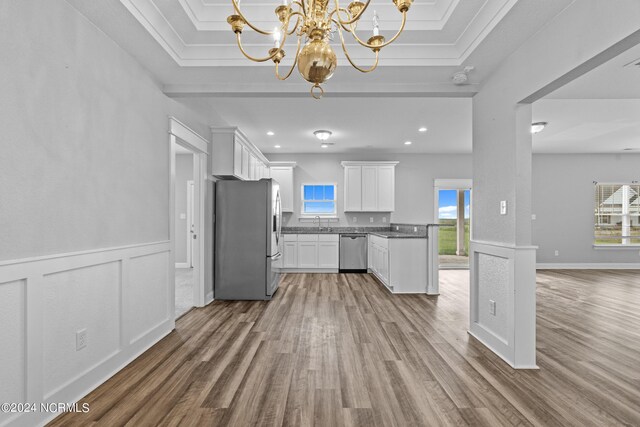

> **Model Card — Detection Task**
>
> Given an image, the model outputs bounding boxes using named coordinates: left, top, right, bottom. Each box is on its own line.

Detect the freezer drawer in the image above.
left=339, top=234, right=368, bottom=272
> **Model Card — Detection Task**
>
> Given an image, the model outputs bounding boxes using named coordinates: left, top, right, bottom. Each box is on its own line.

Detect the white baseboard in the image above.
left=537, top=263, right=640, bottom=269
left=175, top=262, right=190, bottom=269
left=205, top=291, right=214, bottom=305
left=280, top=268, right=339, bottom=273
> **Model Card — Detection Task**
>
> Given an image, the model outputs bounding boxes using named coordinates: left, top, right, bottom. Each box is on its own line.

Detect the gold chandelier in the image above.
left=226, top=0, right=412, bottom=98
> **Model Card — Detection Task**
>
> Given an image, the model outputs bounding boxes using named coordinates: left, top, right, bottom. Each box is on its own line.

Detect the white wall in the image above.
left=0, top=2, right=210, bottom=426
left=174, top=153, right=193, bottom=265
left=533, top=154, right=640, bottom=265
left=267, top=153, right=472, bottom=227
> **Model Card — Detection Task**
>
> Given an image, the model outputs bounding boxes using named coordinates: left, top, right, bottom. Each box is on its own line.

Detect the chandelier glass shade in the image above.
left=227, top=0, right=412, bottom=98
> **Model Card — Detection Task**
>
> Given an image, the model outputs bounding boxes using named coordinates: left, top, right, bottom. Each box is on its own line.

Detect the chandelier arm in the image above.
left=349, top=10, right=406, bottom=50
left=335, top=22, right=379, bottom=73
left=231, top=0, right=274, bottom=35
left=292, top=0, right=306, bottom=15
left=235, top=31, right=289, bottom=62
left=287, top=14, right=302, bottom=35
left=275, top=38, right=302, bottom=80
left=330, top=0, right=372, bottom=25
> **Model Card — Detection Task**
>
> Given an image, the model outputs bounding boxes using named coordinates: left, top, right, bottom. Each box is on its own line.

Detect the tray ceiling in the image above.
left=119, top=0, right=518, bottom=67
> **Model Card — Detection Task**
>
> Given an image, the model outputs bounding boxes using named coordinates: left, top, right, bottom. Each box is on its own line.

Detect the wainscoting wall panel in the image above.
left=469, top=240, right=537, bottom=369
left=127, top=252, right=170, bottom=344
left=0, top=241, right=173, bottom=427
left=0, top=280, right=26, bottom=426
left=42, top=262, right=122, bottom=399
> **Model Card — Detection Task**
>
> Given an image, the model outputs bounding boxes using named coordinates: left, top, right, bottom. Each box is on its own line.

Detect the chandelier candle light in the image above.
left=227, top=0, right=412, bottom=98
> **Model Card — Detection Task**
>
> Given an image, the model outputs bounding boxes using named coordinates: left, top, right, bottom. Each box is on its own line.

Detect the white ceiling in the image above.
left=192, top=97, right=472, bottom=153
left=534, top=43, right=640, bottom=153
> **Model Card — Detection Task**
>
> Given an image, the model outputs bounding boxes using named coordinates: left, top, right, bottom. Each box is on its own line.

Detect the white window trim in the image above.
left=594, top=182, right=640, bottom=247
left=300, top=182, right=337, bottom=217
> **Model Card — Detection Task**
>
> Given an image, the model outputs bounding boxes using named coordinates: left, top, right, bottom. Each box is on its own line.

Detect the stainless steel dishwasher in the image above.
left=339, top=234, right=368, bottom=273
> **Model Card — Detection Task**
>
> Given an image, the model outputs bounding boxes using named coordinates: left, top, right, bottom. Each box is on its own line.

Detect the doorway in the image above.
left=427, top=179, right=472, bottom=295
left=173, top=147, right=196, bottom=318
left=169, top=117, right=209, bottom=322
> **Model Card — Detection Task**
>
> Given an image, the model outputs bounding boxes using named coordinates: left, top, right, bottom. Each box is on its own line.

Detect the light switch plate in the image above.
left=370, top=217, right=374, bottom=223
left=76, top=329, right=87, bottom=351
left=531, top=214, right=536, bottom=220
left=500, top=200, right=507, bottom=215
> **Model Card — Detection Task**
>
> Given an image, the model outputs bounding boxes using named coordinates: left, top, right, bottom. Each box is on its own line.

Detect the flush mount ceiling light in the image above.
left=226, top=0, right=413, bottom=98
left=267, top=131, right=275, bottom=136
left=274, top=145, right=281, bottom=148
left=418, top=127, right=427, bottom=132
left=404, top=141, right=412, bottom=145
left=531, top=122, right=548, bottom=134
left=314, top=130, right=333, bottom=141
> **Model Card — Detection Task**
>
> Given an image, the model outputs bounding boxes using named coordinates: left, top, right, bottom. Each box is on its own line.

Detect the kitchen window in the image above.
left=594, top=183, right=640, bottom=245
left=301, top=184, right=337, bottom=216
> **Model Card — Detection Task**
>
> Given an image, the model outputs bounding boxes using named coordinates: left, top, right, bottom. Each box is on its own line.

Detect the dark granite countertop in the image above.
left=281, top=226, right=427, bottom=239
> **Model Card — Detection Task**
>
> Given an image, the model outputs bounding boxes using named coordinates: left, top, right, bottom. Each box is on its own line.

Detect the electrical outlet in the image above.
left=396, top=226, right=399, bottom=231
left=353, top=217, right=357, bottom=222
left=489, top=300, right=496, bottom=316
left=554, top=250, right=559, bottom=256
left=531, top=214, right=536, bottom=220
left=76, top=329, right=87, bottom=351
left=382, top=217, right=387, bottom=223
left=370, top=217, right=374, bottom=223
left=179, top=213, right=186, bottom=220
left=500, top=200, right=507, bottom=215
left=414, top=227, right=417, bottom=232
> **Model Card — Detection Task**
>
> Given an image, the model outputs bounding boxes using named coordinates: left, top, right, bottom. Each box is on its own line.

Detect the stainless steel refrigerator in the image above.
left=214, top=179, right=282, bottom=300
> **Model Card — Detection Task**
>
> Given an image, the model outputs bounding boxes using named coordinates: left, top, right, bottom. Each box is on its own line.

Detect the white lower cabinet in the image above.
left=318, top=235, right=339, bottom=268
left=368, top=235, right=426, bottom=293
left=283, top=235, right=298, bottom=268
left=297, top=235, right=319, bottom=268
left=281, top=234, right=339, bottom=270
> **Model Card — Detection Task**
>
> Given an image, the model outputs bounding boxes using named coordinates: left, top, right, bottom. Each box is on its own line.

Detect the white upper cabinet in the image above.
left=342, top=162, right=398, bottom=212
left=344, top=165, right=362, bottom=211
left=269, top=162, right=296, bottom=212
left=211, top=127, right=270, bottom=181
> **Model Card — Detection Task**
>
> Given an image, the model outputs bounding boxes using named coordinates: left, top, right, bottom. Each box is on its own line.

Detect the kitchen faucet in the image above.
left=315, top=215, right=322, bottom=232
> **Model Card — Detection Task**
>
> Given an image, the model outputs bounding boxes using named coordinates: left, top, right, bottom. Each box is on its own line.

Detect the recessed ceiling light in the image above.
left=418, top=127, right=427, bottom=132
left=321, top=144, right=329, bottom=148
left=274, top=145, right=281, bottom=148
left=404, top=141, right=412, bottom=145
left=531, top=122, right=548, bottom=134
left=267, top=131, right=275, bottom=136
left=314, top=130, right=332, bottom=141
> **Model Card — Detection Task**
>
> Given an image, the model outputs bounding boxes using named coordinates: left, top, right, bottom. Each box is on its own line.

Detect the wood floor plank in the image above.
left=50, top=270, right=640, bottom=426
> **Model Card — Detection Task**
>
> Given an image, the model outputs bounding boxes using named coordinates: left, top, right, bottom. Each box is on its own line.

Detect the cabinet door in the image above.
left=250, top=155, right=258, bottom=180
left=318, top=241, right=339, bottom=268
left=297, top=242, right=318, bottom=268
left=381, top=247, right=389, bottom=284
left=344, top=166, right=362, bottom=211
left=241, top=146, right=250, bottom=180
left=233, top=140, right=243, bottom=178
left=270, top=167, right=294, bottom=212
left=367, top=240, right=373, bottom=269
left=283, top=242, right=298, bottom=268
left=361, top=166, right=378, bottom=211
left=377, top=165, right=395, bottom=211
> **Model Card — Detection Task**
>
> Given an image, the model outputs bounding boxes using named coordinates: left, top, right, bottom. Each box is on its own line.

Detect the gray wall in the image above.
left=174, top=153, right=194, bottom=264
left=266, top=153, right=472, bottom=227
left=0, top=0, right=210, bottom=262
left=533, top=154, right=640, bottom=264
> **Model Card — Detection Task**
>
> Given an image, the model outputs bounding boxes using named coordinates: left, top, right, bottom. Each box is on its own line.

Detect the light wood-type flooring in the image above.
left=50, top=270, right=640, bottom=426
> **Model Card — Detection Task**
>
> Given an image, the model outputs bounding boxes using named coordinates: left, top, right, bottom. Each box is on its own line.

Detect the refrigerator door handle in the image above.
left=271, top=252, right=282, bottom=260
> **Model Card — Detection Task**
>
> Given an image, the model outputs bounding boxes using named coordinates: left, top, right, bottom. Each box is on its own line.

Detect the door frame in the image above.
left=429, top=179, right=473, bottom=295
left=186, top=180, right=195, bottom=268
left=169, top=117, right=209, bottom=315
